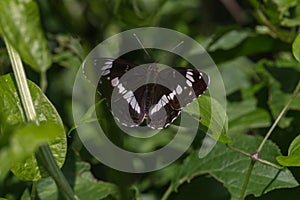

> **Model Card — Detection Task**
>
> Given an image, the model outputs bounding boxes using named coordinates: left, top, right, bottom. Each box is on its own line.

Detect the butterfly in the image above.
left=83, top=58, right=210, bottom=129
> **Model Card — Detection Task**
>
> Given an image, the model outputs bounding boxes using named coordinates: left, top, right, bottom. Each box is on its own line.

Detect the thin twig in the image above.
left=161, top=185, right=173, bottom=200
left=226, top=144, right=252, bottom=157
left=256, top=81, right=300, bottom=154
left=227, top=145, right=283, bottom=169
left=239, top=160, right=255, bottom=200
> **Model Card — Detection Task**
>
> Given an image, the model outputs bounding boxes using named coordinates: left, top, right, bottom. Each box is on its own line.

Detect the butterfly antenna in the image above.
left=133, top=33, right=151, bottom=58
left=170, top=41, right=184, bottom=53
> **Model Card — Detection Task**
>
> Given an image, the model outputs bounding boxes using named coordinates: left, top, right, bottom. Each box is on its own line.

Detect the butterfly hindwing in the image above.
left=145, top=84, right=181, bottom=129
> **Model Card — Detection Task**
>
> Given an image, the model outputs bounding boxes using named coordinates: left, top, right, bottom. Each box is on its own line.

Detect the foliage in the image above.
left=0, top=0, right=300, bottom=200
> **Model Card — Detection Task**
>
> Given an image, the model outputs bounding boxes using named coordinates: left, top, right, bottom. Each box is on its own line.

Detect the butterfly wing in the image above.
left=83, top=58, right=147, bottom=127
left=145, top=84, right=181, bottom=129
left=83, top=59, right=210, bottom=129
left=157, top=67, right=210, bottom=109
left=146, top=67, right=209, bottom=129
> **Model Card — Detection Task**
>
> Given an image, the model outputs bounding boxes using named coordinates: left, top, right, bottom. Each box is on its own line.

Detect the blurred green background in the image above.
left=1, top=0, right=300, bottom=199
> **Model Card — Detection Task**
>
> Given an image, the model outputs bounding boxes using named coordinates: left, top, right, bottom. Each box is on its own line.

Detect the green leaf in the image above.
left=183, top=95, right=231, bottom=144
left=277, top=134, right=300, bottom=166
left=219, top=57, right=253, bottom=95
left=292, top=33, right=300, bottom=62
left=0, top=74, right=66, bottom=181
left=255, top=59, right=300, bottom=128
left=229, top=108, right=271, bottom=132
left=281, top=3, right=300, bottom=27
left=0, top=0, right=51, bottom=72
left=227, top=83, right=271, bottom=132
left=34, top=162, right=119, bottom=200
left=210, top=34, right=290, bottom=64
left=52, top=50, right=82, bottom=69
left=281, top=17, right=300, bottom=27
left=0, top=122, right=62, bottom=180
left=170, top=134, right=298, bottom=200
left=271, top=0, right=297, bottom=15
left=209, top=30, right=248, bottom=51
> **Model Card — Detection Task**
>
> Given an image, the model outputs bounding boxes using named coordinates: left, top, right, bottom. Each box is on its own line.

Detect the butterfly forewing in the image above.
left=157, top=67, right=209, bottom=109
left=99, top=58, right=148, bottom=127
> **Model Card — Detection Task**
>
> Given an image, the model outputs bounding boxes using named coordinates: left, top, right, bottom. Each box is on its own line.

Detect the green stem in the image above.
left=227, top=145, right=283, bottom=169
left=40, top=71, right=47, bottom=92
left=252, top=153, right=283, bottom=170
left=226, top=144, right=252, bottom=157
left=256, top=80, right=300, bottom=154
left=238, top=81, right=300, bottom=199
left=36, top=145, right=79, bottom=200
left=239, top=160, right=255, bottom=200
left=31, top=181, right=37, bottom=200
left=5, top=37, right=37, bottom=123
left=161, top=185, right=173, bottom=200
left=4, top=38, right=78, bottom=200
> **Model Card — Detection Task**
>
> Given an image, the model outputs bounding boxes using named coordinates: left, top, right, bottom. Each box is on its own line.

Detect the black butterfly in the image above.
left=83, top=58, right=210, bottom=129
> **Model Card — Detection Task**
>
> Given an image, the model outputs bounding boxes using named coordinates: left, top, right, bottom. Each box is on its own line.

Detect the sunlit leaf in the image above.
left=0, top=122, right=62, bottom=180
left=292, top=33, right=300, bottom=62
left=177, top=95, right=231, bottom=143
left=0, top=0, right=51, bottom=72
left=209, top=30, right=248, bottom=51
left=277, top=134, right=300, bottom=166
left=0, top=74, right=66, bottom=181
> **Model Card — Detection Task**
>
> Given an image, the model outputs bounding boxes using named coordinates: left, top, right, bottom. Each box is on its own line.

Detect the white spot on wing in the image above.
left=101, top=64, right=112, bottom=70
left=160, top=99, right=166, bottom=106
left=150, top=101, right=163, bottom=115
left=101, top=70, right=110, bottom=76
left=186, top=80, right=192, bottom=87
left=187, top=71, right=193, bottom=75
left=150, top=106, right=156, bottom=115
left=111, top=77, right=119, bottom=87
left=169, top=92, right=175, bottom=100
left=130, top=97, right=140, bottom=114
left=123, top=91, right=133, bottom=99
left=186, top=74, right=195, bottom=82
left=104, top=60, right=113, bottom=65
left=117, top=84, right=125, bottom=93
left=162, top=95, right=168, bottom=103
left=176, top=85, right=183, bottom=94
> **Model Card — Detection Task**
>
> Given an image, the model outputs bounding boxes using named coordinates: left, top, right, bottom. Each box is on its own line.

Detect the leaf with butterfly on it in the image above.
left=83, top=57, right=210, bottom=130
left=182, top=95, right=231, bottom=144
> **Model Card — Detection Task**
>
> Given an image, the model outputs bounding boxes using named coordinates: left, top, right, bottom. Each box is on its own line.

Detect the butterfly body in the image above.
left=85, top=58, right=210, bottom=129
